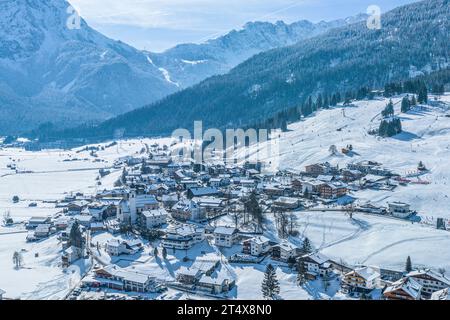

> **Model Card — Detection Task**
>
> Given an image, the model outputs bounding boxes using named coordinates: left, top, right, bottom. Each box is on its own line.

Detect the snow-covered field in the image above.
left=244, top=94, right=450, bottom=220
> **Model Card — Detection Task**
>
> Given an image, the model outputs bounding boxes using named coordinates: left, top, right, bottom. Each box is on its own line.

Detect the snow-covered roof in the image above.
left=407, top=269, right=450, bottom=285
left=384, top=277, right=422, bottom=299
left=351, top=267, right=380, bottom=281
left=431, top=288, right=450, bottom=300
left=142, top=208, right=168, bottom=218
left=214, top=226, right=238, bottom=235
left=246, top=235, right=271, bottom=245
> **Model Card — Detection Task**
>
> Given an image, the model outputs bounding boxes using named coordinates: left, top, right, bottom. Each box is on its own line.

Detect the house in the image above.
left=106, top=239, right=143, bottom=256
left=242, top=236, right=272, bottom=256
left=162, top=224, right=205, bottom=250
left=94, top=266, right=158, bottom=293
left=162, top=193, right=179, bottom=208
left=388, top=202, right=412, bottom=218
left=197, top=275, right=236, bottom=294
left=318, top=183, right=348, bottom=199
left=342, top=267, right=380, bottom=293
left=171, top=199, right=206, bottom=222
left=383, top=277, right=422, bottom=300
left=305, top=163, right=328, bottom=176
left=430, top=288, right=450, bottom=300
left=34, top=224, right=52, bottom=238
left=213, top=226, right=239, bottom=248
left=187, top=187, right=220, bottom=199
left=26, top=216, right=51, bottom=229
left=73, top=215, right=94, bottom=228
left=142, top=208, right=168, bottom=229
left=66, top=200, right=89, bottom=214
left=62, top=245, right=84, bottom=267
left=297, top=253, right=333, bottom=279
left=272, top=197, right=301, bottom=210
left=406, top=269, right=450, bottom=297
left=54, top=216, right=71, bottom=230
left=177, top=267, right=203, bottom=285
left=271, top=241, right=299, bottom=262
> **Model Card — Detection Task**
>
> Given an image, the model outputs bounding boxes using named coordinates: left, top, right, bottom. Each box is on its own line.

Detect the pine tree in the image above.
left=330, top=94, right=337, bottom=107
left=154, top=247, right=159, bottom=257
left=405, top=256, right=412, bottom=273
left=302, top=237, right=312, bottom=253
left=401, top=96, right=411, bottom=113
left=410, top=95, right=417, bottom=106
left=69, top=221, right=83, bottom=249
left=162, top=247, right=168, bottom=259
left=296, top=261, right=307, bottom=286
left=418, top=82, right=428, bottom=104
left=261, top=264, right=280, bottom=299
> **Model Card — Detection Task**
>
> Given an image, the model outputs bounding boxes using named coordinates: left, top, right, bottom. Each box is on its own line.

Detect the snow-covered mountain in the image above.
left=147, top=16, right=367, bottom=88
left=0, top=0, right=179, bottom=134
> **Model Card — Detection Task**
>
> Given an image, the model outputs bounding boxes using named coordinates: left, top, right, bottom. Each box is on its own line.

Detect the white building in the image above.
left=142, top=208, right=168, bottom=229
left=106, top=239, right=143, bottom=256
left=298, top=252, right=332, bottom=278
left=407, top=269, right=450, bottom=297
left=213, top=226, right=239, bottom=248
left=162, top=224, right=205, bottom=250
left=272, top=241, right=299, bottom=262
left=343, top=267, right=380, bottom=292
left=242, top=236, right=271, bottom=256
left=94, top=266, right=159, bottom=293
left=388, top=202, right=412, bottom=218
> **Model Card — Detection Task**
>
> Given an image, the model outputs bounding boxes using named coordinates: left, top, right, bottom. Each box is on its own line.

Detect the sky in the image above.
left=69, top=0, right=417, bottom=52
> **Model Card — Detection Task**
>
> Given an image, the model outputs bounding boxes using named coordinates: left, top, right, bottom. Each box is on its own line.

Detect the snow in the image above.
left=158, top=67, right=180, bottom=88
left=242, top=94, right=450, bottom=220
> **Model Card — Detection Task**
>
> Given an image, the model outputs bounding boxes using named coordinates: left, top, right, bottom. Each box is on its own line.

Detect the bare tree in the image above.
left=13, top=251, right=23, bottom=269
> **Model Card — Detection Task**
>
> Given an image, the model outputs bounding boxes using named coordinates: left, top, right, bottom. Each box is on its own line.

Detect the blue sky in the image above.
left=69, top=0, right=417, bottom=52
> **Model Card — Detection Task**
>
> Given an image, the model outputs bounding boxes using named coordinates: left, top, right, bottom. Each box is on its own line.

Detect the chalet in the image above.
left=181, top=179, right=200, bottom=190
left=94, top=266, right=157, bottom=293
left=34, top=224, right=52, bottom=238
left=272, top=197, right=301, bottom=210
left=358, top=203, right=386, bottom=215
left=162, top=224, right=205, bottom=250
left=291, top=178, right=303, bottom=191
left=430, top=288, right=450, bottom=300
left=193, top=197, right=225, bottom=217
left=209, top=178, right=222, bottom=188
left=197, top=275, right=235, bottom=294
left=302, top=180, right=324, bottom=194
left=142, top=208, right=168, bottom=229
left=171, top=199, right=205, bottom=222
left=162, top=193, right=179, bottom=208
left=297, top=253, right=333, bottom=279
left=272, top=241, right=299, bottom=262
left=73, top=215, right=94, bottom=228
left=106, top=239, right=143, bottom=256
left=54, top=216, right=71, bottom=230
left=147, top=184, right=169, bottom=196
left=342, top=267, right=380, bottom=293
left=305, top=163, right=328, bottom=176
left=388, top=202, right=412, bottom=218
left=406, top=269, right=450, bottom=297
left=383, top=277, right=422, bottom=300
left=342, top=169, right=364, bottom=182
left=147, top=156, right=171, bottom=167
left=242, top=236, right=272, bottom=256
left=26, top=216, right=51, bottom=229
left=67, top=200, right=89, bottom=214
left=62, top=246, right=83, bottom=267
left=187, top=187, right=219, bottom=199
left=213, top=226, right=239, bottom=248
left=263, top=185, right=285, bottom=197
left=318, top=183, right=348, bottom=199
left=177, top=267, right=203, bottom=285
